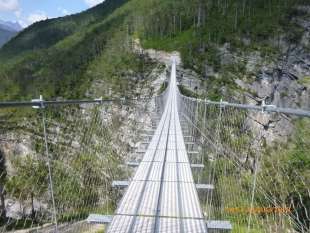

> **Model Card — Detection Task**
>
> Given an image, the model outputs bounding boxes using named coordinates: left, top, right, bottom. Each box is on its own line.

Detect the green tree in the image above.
left=6, top=155, right=48, bottom=220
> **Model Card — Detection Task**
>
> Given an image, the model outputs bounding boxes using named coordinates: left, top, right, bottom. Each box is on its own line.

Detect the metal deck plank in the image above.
left=108, top=216, right=208, bottom=233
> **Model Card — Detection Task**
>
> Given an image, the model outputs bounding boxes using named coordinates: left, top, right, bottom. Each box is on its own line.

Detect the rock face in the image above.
left=235, top=14, right=310, bottom=145
left=247, top=69, right=309, bottom=109
left=239, top=72, right=307, bottom=145
left=175, top=9, right=310, bottom=149
left=249, top=10, right=310, bottom=108
left=178, top=67, right=204, bottom=95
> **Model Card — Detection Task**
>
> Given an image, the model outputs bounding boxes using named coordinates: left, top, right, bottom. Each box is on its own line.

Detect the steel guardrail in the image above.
left=0, top=96, right=153, bottom=109
left=180, top=95, right=310, bottom=118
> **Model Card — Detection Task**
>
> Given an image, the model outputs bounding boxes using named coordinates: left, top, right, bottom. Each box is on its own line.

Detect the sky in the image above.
left=0, top=0, right=105, bottom=28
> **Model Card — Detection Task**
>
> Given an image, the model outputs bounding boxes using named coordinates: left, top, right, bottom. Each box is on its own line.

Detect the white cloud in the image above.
left=14, top=9, right=21, bottom=17
left=18, top=19, right=27, bottom=28
left=0, top=0, right=19, bottom=12
left=27, top=11, right=48, bottom=24
left=84, top=0, right=104, bottom=7
left=57, top=7, right=69, bottom=16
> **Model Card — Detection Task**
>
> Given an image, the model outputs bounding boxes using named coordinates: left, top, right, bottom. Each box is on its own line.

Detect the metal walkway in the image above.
left=107, top=59, right=207, bottom=232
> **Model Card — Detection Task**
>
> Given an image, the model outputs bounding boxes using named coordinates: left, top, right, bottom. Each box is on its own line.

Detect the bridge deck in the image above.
left=107, top=59, right=207, bottom=232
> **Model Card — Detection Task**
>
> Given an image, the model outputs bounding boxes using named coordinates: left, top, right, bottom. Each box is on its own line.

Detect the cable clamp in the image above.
left=32, top=95, right=45, bottom=109
left=220, top=99, right=228, bottom=108
left=94, top=97, right=103, bottom=104
left=261, top=100, right=276, bottom=113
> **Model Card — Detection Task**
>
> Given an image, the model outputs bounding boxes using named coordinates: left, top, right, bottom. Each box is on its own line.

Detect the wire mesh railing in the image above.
left=0, top=98, right=133, bottom=233
left=154, top=84, right=169, bottom=116
left=177, top=92, right=310, bottom=233
left=1, top=80, right=309, bottom=233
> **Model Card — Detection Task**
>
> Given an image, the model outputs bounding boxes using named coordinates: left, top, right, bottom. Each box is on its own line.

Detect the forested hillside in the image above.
left=0, top=0, right=133, bottom=100
left=0, top=0, right=309, bottom=103
left=0, top=0, right=128, bottom=58
left=139, top=0, right=310, bottom=103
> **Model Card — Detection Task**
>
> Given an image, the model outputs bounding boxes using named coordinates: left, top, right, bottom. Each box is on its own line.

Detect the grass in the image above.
left=158, top=82, right=168, bottom=95
left=94, top=230, right=104, bottom=233
left=1, top=218, right=47, bottom=231
left=178, top=85, right=199, bottom=98
left=298, top=76, right=310, bottom=86
left=198, top=117, right=310, bottom=232
left=232, top=224, right=266, bottom=233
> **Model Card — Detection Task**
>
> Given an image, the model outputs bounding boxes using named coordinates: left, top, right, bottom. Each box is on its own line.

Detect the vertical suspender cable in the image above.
left=41, top=107, right=58, bottom=232
left=247, top=157, right=259, bottom=233
left=247, top=126, right=263, bottom=233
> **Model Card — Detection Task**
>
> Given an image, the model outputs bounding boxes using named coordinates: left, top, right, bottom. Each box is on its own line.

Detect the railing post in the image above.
left=203, top=99, right=207, bottom=136
left=195, top=100, right=199, bottom=138
left=199, top=99, right=207, bottom=183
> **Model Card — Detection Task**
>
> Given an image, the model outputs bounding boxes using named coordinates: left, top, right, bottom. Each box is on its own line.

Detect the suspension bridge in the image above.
left=0, top=57, right=309, bottom=233
left=106, top=58, right=211, bottom=232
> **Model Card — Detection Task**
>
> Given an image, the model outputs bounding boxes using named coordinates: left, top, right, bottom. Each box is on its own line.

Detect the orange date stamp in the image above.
left=225, top=207, right=291, bottom=214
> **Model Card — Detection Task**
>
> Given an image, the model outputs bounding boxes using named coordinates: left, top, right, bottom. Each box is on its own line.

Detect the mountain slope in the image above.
left=0, top=20, right=22, bottom=31
left=0, top=28, right=17, bottom=48
left=0, top=20, right=21, bottom=48
left=0, top=0, right=309, bottom=103
left=0, top=0, right=136, bottom=100
left=0, top=0, right=128, bottom=59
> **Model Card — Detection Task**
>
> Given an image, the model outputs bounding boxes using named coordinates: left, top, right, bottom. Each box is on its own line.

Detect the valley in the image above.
left=0, top=0, right=309, bottom=232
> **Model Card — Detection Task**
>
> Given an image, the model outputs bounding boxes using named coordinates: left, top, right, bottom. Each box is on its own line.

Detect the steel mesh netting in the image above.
left=177, top=93, right=310, bottom=233
left=154, top=85, right=169, bottom=117
left=0, top=102, right=129, bottom=233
